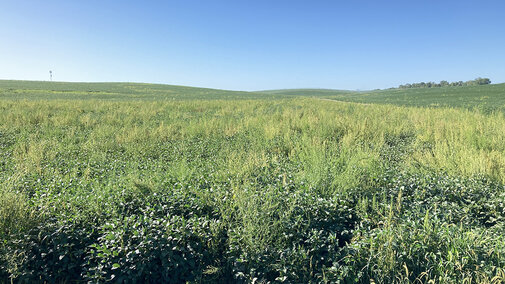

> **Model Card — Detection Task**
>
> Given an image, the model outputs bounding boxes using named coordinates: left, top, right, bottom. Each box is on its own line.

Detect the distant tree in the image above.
left=465, top=79, right=477, bottom=86
left=475, top=77, right=491, bottom=85
left=396, top=77, right=490, bottom=89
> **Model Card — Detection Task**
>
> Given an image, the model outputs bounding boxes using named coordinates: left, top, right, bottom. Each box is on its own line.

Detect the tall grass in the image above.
left=2, top=99, right=504, bottom=184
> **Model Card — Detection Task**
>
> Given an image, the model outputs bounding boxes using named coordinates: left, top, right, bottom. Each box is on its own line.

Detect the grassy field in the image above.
left=1, top=80, right=505, bottom=283
left=0, top=80, right=279, bottom=101
left=263, top=83, right=505, bottom=112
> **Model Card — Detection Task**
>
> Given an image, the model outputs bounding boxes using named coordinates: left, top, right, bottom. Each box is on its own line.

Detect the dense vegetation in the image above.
left=1, top=81, right=505, bottom=283
left=398, top=78, right=491, bottom=89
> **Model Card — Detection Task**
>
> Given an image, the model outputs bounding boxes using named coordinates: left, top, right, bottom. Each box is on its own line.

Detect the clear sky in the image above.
left=1, top=0, right=504, bottom=91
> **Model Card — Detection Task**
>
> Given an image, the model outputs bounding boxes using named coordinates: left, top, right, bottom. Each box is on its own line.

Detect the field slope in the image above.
left=262, top=83, right=505, bottom=112
left=0, top=80, right=284, bottom=100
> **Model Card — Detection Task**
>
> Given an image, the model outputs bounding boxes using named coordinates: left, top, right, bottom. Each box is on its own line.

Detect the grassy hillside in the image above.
left=257, top=88, right=354, bottom=97
left=264, top=83, right=505, bottom=112
left=0, top=80, right=282, bottom=100
left=1, top=81, right=505, bottom=283
left=3, top=80, right=504, bottom=111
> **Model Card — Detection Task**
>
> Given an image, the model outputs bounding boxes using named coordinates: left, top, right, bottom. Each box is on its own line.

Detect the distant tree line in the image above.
left=398, top=77, right=491, bottom=89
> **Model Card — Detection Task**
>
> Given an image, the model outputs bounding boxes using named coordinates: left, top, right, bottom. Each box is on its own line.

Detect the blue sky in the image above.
left=1, top=0, right=504, bottom=90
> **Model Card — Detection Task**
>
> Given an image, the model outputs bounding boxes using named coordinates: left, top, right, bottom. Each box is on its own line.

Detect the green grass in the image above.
left=0, top=80, right=283, bottom=100
left=3, top=80, right=504, bottom=111
left=257, top=88, right=353, bottom=97
left=264, top=83, right=505, bottom=112
left=0, top=81, right=505, bottom=283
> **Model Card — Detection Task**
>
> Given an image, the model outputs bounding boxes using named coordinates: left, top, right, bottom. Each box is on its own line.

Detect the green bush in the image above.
left=228, top=191, right=357, bottom=283
left=325, top=171, right=505, bottom=283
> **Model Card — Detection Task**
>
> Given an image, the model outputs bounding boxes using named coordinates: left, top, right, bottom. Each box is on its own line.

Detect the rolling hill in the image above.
left=260, top=83, right=505, bottom=112
left=0, top=80, right=275, bottom=100
left=2, top=80, right=505, bottom=112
